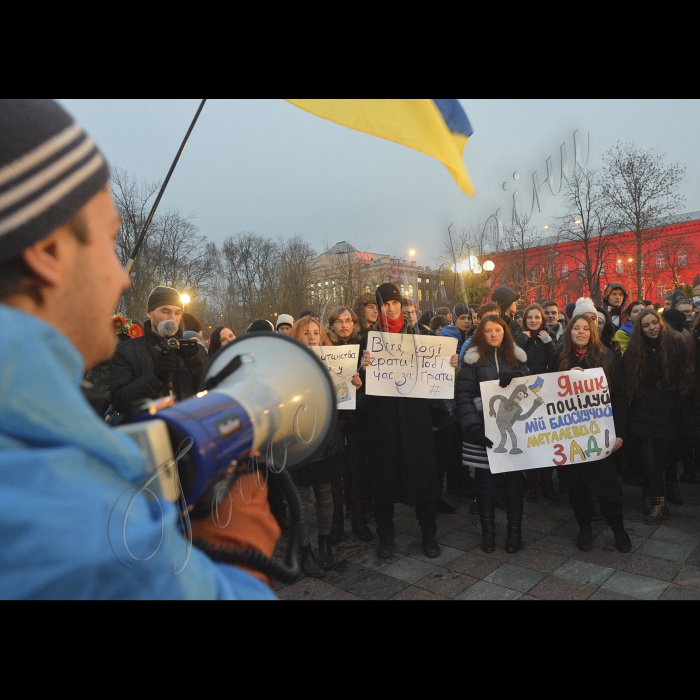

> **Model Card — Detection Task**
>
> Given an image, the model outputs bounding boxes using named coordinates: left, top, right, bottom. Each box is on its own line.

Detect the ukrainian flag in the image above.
left=284, top=99, right=475, bottom=196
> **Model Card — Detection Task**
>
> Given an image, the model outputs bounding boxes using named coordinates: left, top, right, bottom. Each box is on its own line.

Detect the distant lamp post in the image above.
left=180, top=293, right=191, bottom=305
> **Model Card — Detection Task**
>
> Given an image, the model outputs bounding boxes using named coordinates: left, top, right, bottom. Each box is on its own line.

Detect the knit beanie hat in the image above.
left=453, top=303, right=470, bottom=318
left=573, top=297, right=597, bottom=318
left=376, top=283, right=402, bottom=308
left=565, top=302, right=577, bottom=319
left=147, top=285, right=183, bottom=312
left=491, top=286, right=519, bottom=312
left=0, top=100, right=110, bottom=263
left=246, top=318, right=274, bottom=333
left=276, top=313, right=294, bottom=329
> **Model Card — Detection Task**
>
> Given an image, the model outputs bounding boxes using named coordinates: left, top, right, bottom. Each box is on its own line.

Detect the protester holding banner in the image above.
left=551, top=314, right=632, bottom=553
left=325, top=306, right=374, bottom=542
left=623, top=309, right=687, bottom=525
left=456, top=314, right=531, bottom=554
left=362, top=283, right=443, bottom=560
left=288, top=315, right=347, bottom=576
left=514, top=304, right=559, bottom=503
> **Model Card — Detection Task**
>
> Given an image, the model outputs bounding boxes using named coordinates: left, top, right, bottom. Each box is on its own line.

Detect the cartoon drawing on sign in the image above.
left=489, top=383, right=544, bottom=454
left=336, top=382, right=351, bottom=404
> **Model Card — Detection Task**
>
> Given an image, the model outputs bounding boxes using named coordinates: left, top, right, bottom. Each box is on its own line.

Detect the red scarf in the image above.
left=377, top=312, right=405, bottom=333
left=574, top=346, right=588, bottom=358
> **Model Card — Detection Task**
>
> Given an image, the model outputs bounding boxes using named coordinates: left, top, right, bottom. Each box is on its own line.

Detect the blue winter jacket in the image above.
left=439, top=324, right=467, bottom=356
left=0, top=305, right=276, bottom=600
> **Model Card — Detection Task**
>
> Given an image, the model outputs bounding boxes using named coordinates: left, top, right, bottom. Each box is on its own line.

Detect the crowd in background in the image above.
left=84, top=275, right=700, bottom=577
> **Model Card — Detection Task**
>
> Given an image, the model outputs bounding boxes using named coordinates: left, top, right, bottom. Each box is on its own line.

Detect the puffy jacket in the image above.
left=514, top=330, right=556, bottom=374
left=456, top=343, right=530, bottom=435
left=440, top=324, right=467, bottom=355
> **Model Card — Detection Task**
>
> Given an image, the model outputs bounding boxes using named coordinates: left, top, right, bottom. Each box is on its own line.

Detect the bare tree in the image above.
left=602, top=142, right=686, bottom=298
left=277, top=235, right=318, bottom=316
left=555, top=168, right=617, bottom=304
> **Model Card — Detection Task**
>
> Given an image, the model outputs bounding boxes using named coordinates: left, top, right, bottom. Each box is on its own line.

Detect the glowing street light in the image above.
left=180, top=293, right=191, bottom=304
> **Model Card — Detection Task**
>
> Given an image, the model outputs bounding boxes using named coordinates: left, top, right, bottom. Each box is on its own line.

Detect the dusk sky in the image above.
left=58, top=99, right=700, bottom=269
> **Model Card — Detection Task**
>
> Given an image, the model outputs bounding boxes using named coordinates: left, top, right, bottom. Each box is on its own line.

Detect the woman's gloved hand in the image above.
left=467, top=424, right=494, bottom=448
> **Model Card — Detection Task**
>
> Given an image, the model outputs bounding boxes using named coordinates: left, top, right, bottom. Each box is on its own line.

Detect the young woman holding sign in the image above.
left=623, top=309, right=687, bottom=525
left=515, top=304, right=558, bottom=503
left=456, top=314, right=531, bottom=554
left=287, top=316, right=360, bottom=576
left=551, top=313, right=631, bottom=553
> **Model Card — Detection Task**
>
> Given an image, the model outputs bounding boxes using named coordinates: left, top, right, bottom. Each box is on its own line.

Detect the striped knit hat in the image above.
left=0, top=100, right=109, bottom=263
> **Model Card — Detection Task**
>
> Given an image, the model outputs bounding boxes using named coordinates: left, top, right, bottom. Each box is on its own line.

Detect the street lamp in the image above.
left=180, top=293, right=191, bottom=305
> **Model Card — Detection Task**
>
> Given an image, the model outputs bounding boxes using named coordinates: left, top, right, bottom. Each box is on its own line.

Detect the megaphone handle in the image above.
left=192, top=469, right=303, bottom=584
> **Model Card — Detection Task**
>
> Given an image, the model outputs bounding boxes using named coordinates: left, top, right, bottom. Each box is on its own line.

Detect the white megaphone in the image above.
left=117, top=332, right=337, bottom=513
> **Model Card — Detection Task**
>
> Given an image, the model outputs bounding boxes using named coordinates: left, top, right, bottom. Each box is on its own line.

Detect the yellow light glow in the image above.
left=180, top=293, right=191, bottom=304
left=292, top=396, right=301, bottom=402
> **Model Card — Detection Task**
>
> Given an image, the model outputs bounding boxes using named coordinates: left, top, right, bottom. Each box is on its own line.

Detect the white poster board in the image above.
left=365, top=331, right=457, bottom=399
left=310, top=345, right=360, bottom=410
left=479, top=368, right=616, bottom=474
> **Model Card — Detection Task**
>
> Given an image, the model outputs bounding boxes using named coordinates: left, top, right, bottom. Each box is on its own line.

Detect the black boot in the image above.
left=577, top=525, right=593, bottom=551
left=600, top=496, right=632, bottom=553
left=300, top=544, right=324, bottom=577
left=329, top=479, right=345, bottom=543
left=476, top=494, right=496, bottom=553
left=524, top=470, right=538, bottom=503
left=377, top=536, right=394, bottom=559
left=505, top=494, right=524, bottom=553
left=317, top=535, right=334, bottom=568
left=666, top=481, right=684, bottom=505
left=421, top=530, right=441, bottom=558
left=351, top=503, right=374, bottom=541
left=610, top=521, right=632, bottom=552
left=494, top=482, right=506, bottom=510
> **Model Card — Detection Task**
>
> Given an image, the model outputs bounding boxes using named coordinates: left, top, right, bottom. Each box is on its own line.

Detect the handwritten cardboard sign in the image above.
left=480, top=368, right=616, bottom=474
left=310, top=345, right=360, bottom=410
left=365, top=331, right=457, bottom=399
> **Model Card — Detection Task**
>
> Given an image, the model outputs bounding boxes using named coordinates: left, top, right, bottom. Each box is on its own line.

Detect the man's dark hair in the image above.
left=429, top=314, right=449, bottom=332
left=542, top=299, right=558, bottom=309
left=0, top=211, right=89, bottom=303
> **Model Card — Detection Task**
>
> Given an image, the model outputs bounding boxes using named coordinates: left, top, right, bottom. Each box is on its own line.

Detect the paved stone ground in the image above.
left=271, top=474, right=700, bottom=600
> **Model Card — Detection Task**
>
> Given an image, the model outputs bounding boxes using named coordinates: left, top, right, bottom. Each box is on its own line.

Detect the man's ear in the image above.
left=21, top=228, right=75, bottom=287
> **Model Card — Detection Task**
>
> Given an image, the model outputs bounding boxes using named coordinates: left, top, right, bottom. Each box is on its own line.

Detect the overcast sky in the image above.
left=58, top=99, right=700, bottom=269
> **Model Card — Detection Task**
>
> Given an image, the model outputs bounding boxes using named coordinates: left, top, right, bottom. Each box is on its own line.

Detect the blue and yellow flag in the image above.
left=284, top=99, right=475, bottom=196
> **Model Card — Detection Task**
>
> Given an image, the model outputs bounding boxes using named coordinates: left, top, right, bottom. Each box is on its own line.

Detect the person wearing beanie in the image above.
left=183, top=330, right=206, bottom=347
left=565, top=301, right=576, bottom=323
left=0, top=100, right=275, bottom=600
left=572, top=296, right=598, bottom=323
left=109, top=284, right=209, bottom=419
left=438, top=302, right=472, bottom=356
left=246, top=318, right=275, bottom=333
left=363, top=282, right=459, bottom=560
left=491, top=286, right=520, bottom=335
left=602, top=282, right=628, bottom=328
left=182, top=312, right=203, bottom=334
left=275, top=313, right=294, bottom=334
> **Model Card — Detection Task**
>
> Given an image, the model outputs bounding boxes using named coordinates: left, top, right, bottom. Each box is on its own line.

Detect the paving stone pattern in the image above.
left=271, top=475, right=700, bottom=601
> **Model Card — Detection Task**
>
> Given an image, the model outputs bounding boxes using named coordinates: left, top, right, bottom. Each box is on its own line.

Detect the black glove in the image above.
left=499, top=370, right=516, bottom=388
left=153, top=349, right=178, bottom=383
left=178, top=342, right=200, bottom=360
left=467, top=425, right=494, bottom=448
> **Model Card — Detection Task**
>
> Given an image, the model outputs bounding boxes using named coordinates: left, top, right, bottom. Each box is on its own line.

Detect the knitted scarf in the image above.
left=377, top=312, right=404, bottom=334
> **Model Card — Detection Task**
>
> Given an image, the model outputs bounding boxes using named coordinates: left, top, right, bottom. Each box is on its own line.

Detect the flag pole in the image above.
left=124, top=99, right=207, bottom=275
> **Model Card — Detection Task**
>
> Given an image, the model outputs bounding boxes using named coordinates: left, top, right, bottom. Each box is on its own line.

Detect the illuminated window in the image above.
left=425, top=278, right=430, bottom=284
left=441, top=280, right=444, bottom=285
left=562, top=264, right=569, bottom=279
left=418, top=289, right=422, bottom=301
left=616, top=259, right=624, bottom=273
left=400, top=284, right=405, bottom=295
left=417, top=277, right=422, bottom=283
left=408, top=285, right=413, bottom=296
left=679, top=249, right=687, bottom=266
left=656, top=252, right=665, bottom=268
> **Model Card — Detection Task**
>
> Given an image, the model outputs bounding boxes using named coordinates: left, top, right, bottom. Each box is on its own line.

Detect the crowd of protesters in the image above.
left=84, top=275, right=700, bottom=577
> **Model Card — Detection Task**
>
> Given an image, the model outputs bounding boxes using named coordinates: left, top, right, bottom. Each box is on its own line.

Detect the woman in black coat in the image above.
left=623, top=309, right=687, bottom=525
left=551, top=314, right=631, bottom=553
left=514, top=303, right=558, bottom=503
left=456, top=314, right=530, bottom=554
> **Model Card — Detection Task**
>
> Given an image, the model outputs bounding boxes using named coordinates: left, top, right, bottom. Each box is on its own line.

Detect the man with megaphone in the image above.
left=0, top=100, right=287, bottom=599
left=109, top=285, right=208, bottom=420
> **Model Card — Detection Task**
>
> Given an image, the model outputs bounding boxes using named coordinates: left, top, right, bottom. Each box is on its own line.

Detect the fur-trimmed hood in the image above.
left=324, top=323, right=362, bottom=346
left=463, top=344, right=527, bottom=365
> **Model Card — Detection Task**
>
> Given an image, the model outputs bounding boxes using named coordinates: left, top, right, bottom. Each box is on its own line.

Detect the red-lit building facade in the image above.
left=484, top=212, right=700, bottom=307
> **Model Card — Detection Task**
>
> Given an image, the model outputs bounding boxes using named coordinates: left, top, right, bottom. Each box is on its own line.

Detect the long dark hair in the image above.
left=557, top=313, right=615, bottom=380
left=686, top=314, right=700, bottom=393
left=209, top=326, right=227, bottom=356
left=624, top=309, right=685, bottom=401
left=470, top=314, right=519, bottom=367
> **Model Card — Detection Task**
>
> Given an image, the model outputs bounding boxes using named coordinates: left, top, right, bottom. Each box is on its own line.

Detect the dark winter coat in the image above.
left=456, top=344, right=530, bottom=438
left=549, top=344, right=625, bottom=497
left=623, top=335, right=687, bottom=441
left=109, top=320, right=209, bottom=418
left=603, top=282, right=629, bottom=328
left=514, top=330, right=556, bottom=374
left=363, top=318, right=438, bottom=506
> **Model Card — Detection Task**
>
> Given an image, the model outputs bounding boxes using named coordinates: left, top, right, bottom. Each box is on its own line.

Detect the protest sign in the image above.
left=310, top=345, right=360, bottom=410
left=365, top=331, right=457, bottom=399
left=479, top=368, right=616, bottom=474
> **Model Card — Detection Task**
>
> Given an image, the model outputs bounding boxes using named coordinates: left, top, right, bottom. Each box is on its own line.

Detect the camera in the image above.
left=158, top=337, right=200, bottom=356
